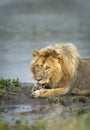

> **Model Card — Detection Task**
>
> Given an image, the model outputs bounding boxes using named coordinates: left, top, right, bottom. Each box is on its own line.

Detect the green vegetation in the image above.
left=47, top=96, right=66, bottom=105
left=46, top=113, right=90, bottom=130
left=70, top=95, right=86, bottom=103
left=76, top=106, right=90, bottom=116
left=47, top=95, right=87, bottom=105
left=0, top=78, right=20, bottom=96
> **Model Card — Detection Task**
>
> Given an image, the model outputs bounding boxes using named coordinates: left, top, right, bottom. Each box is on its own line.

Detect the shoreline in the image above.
left=0, top=81, right=90, bottom=111
left=0, top=81, right=90, bottom=129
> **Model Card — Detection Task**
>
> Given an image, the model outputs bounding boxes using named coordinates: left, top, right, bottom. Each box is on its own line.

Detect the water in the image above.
left=0, top=103, right=69, bottom=124
left=0, top=0, right=90, bottom=82
left=0, top=104, right=32, bottom=123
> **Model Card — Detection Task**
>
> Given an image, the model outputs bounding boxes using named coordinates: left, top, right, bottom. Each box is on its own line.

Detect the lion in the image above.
left=30, top=43, right=90, bottom=98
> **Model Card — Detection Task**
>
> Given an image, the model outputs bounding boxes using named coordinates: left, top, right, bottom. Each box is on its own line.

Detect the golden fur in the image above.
left=30, top=43, right=90, bottom=98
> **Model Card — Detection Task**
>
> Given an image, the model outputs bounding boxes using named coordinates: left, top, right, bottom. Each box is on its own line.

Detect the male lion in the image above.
left=30, top=43, right=90, bottom=98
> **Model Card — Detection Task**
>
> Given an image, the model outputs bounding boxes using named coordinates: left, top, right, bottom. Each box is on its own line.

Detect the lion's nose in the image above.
left=36, top=77, right=42, bottom=82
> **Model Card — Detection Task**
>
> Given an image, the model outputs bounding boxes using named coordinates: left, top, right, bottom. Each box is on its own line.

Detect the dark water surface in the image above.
left=0, top=0, right=90, bottom=82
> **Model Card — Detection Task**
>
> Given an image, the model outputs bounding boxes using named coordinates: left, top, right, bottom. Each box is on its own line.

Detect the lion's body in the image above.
left=30, top=43, right=90, bottom=98
left=72, top=59, right=90, bottom=94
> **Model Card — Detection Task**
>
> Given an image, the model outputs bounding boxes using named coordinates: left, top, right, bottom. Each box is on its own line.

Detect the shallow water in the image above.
left=1, top=104, right=33, bottom=123
left=0, top=0, right=90, bottom=82
left=0, top=103, right=68, bottom=124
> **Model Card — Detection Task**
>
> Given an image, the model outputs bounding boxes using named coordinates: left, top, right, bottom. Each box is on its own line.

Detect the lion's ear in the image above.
left=49, top=49, right=64, bottom=62
left=48, top=49, right=58, bottom=56
left=32, top=50, right=39, bottom=57
left=57, top=54, right=64, bottom=63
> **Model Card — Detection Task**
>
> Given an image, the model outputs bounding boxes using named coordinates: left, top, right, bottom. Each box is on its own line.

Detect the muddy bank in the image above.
left=0, top=83, right=90, bottom=124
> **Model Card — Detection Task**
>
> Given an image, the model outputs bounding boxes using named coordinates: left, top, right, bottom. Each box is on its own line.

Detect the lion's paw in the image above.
left=32, top=89, right=48, bottom=98
left=32, top=90, right=41, bottom=98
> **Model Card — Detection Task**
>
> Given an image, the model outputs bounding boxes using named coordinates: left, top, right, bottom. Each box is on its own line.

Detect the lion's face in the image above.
left=30, top=49, right=63, bottom=89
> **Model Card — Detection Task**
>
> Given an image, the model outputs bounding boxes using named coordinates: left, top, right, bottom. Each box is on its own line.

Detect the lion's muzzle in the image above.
left=35, top=80, right=50, bottom=89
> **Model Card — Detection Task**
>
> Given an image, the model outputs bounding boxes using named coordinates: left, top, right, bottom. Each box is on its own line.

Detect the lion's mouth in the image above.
left=36, top=82, right=50, bottom=89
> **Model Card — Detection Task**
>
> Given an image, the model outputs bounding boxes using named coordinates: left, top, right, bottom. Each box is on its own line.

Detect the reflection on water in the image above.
left=1, top=103, right=67, bottom=124
left=2, top=105, right=32, bottom=123
left=0, top=0, right=90, bottom=82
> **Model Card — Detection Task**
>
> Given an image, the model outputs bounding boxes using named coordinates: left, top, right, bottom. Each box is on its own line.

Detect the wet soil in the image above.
left=0, top=83, right=90, bottom=124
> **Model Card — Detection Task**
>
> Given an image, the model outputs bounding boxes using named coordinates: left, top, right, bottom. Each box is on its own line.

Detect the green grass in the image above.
left=76, top=106, right=90, bottom=116
left=70, top=95, right=86, bottom=103
left=46, top=113, right=90, bottom=130
left=47, top=96, right=66, bottom=105
left=0, top=78, right=20, bottom=96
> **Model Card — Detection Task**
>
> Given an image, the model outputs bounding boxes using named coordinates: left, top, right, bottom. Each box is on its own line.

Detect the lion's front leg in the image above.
left=32, top=87, right=68, bottom=98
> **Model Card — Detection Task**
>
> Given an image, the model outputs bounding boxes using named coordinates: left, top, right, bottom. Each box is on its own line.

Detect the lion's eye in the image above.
left=35, top=64, right=39, bottom=71
left=45, top=66, right=50, bottom=73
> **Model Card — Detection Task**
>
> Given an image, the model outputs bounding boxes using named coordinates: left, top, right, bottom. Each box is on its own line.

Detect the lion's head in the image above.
left=30, top=43, right=80, bottom=89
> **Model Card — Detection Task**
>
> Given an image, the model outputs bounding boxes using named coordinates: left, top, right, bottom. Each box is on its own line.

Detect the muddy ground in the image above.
left=0, top=83, right=90, bottom=124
